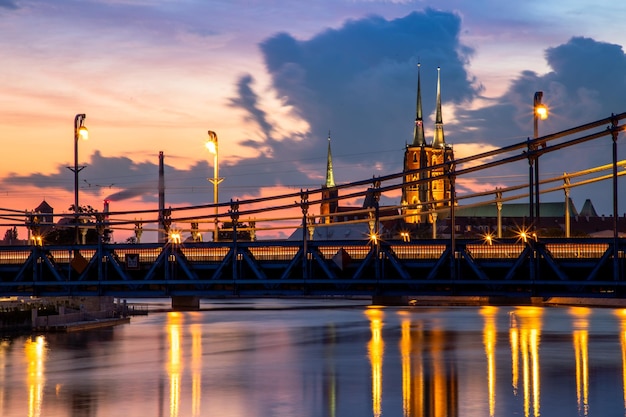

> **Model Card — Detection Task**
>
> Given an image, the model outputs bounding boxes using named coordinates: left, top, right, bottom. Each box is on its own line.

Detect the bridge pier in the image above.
left=372, top=295, right=410, bottom=306
left=171, top=296, right=200, bottom=311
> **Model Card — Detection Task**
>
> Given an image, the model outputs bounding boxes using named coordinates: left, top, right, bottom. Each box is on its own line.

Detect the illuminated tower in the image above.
left=320, top=133, right=338, bottom=223
left=402, top=66, right=454, bottom=224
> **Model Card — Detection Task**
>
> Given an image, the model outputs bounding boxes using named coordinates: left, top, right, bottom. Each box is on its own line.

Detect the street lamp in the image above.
left=70, top=114, right=88, bottom=244
left=206, top=131, right=223, bottom=242
left=533, top=92, right=548, bottom=225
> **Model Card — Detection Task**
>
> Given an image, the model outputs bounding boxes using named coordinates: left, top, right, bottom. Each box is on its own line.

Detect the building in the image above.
left=320, top=134, right=338, bottom=224
left=402, top=65, right=454, bottom=224
left=313, top=66, right=455, bottom=240
left=311, top=65, right=618, bottom=241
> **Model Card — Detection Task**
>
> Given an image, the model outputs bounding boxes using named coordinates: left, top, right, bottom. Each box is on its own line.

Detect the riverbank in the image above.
left=32, top=316, right=131, bottom=332
left=1, top=296, right=131, bottom=334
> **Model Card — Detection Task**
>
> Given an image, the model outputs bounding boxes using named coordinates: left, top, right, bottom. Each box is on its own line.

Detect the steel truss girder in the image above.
left=0, top=238, right=623, bottom=297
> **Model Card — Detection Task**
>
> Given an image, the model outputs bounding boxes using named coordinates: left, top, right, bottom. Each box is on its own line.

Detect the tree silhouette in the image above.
left=2, top=226, right=18, bottom=245
left=43, top=205, right=111, bottom=245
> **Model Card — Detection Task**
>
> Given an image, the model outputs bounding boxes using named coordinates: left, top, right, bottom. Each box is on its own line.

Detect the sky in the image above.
left=2, top=0, right=626, bottom=241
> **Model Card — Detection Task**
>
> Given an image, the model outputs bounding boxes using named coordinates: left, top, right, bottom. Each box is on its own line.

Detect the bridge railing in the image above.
left=2, top=112, right=624, bottom=246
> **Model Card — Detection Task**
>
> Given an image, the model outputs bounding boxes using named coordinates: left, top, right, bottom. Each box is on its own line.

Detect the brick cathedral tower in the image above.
left=402, top=65, right=454, bottom=224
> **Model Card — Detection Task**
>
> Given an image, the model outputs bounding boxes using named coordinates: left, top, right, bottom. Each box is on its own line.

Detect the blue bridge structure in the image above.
left=1, top=113, right=626, bottom=303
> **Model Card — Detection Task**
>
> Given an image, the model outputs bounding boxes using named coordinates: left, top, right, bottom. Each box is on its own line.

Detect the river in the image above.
left=1, top=298, right=626, bottom=417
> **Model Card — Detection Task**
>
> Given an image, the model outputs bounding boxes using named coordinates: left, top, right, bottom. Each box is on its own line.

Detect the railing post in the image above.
left=372, top=178, right=382, bottom=281
left=610, top=114, right=620, bottom=281
left=96, top=213, right=105, bottom=282
left=496, top=188, right=503, bottom=239
left=299, top=190, right=309, bottom=281
left=134, top=220, right=143, bottom=244
left=230, top=200, right=240, bottom=281
left=307, top=215, right=315, bottom=240
left=162, top=208, right=172, bottom=243
left=527, top=137, right=536, bottom=229
left=191, top=222, right=201, bottom=242
left=563, top=173, right=571, bottom=238
left=448, top=161, right=457, bottom=281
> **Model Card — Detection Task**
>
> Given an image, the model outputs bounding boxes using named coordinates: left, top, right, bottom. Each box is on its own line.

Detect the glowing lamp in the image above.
left=535, top=104, right=548, bottom=120
left=205, top=139, right=216, bottom=154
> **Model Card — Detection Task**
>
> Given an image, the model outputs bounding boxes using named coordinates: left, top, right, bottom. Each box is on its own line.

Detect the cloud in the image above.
left=456, top=37, right=626, bottom=143
left=222, top=9, right=481, bottom=201
left=0, top=0, right=18, bottom=9
left=224, top=13, right=626, bottom=217
left=0, top=10, right=486, bottom=215
left=259, top=9, right=479, bottom=161
left=229, top=74, right=275, bottom=147
left=1, top=151, right=204, bottom=206
left=448, top=36, right=626, bottom=215
left=6, top=10, right=626, bottom=219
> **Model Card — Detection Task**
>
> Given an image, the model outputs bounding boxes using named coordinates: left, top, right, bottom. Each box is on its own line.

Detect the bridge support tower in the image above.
left=372, top=295, right=411, bottom=306
left=171, top=296, right=200, bottom=311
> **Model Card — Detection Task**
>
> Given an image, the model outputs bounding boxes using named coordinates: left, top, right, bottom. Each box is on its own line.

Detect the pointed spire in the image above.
left=412, top=63, right=426, bottom=146
left=325, top=131, right=335, bottom=188
left=432, top=66, right=446, bottom=148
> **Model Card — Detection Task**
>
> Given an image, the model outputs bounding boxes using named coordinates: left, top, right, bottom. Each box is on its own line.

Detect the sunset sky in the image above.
left=2, top=0, right=626, bottom=241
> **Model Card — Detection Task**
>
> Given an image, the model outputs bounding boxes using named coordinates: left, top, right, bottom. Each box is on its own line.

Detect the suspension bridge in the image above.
left=1, top=113, right=626, bottom=304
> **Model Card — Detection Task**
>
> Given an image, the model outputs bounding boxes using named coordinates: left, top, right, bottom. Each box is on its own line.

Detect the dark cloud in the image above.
left=3, top=10, right=478, bottom=211
left=542, top=37, right=626, bottom=127
left=451, top=36, right=626, bottom=215
left=229, top=11, right=626, bottom=216
left=229, top=74, right=274, bottom=141
left=258, top=9, right=479, bottom=165
left=457, top=37, right=626, bottom=145
left=3, top=151, right=210, bottom=207
left=222, top=9, right=480, bottom=201
left=0, top=0, right=18, bottom=9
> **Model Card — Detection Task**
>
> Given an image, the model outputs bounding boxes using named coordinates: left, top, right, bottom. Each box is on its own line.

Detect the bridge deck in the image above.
left=0, top=238, right=623, bottom=298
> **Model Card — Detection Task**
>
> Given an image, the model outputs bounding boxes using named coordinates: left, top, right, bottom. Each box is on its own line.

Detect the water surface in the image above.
left=2, top=299, right=626, bottom=416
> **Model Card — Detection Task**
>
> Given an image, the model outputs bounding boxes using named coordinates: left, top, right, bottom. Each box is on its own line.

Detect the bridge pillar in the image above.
left=171, top=296, right=200, bottom=311
left=372, top=295, right=410, bottom=306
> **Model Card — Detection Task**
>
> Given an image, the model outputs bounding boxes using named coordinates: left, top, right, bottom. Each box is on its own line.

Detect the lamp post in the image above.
left=533, top=92, right=548, bottom=225
left=206, top=131, right=223, bottom=242
left=70, top=114, right=88, bottom=244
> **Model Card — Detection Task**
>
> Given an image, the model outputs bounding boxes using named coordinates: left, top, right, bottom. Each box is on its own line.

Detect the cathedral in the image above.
left=401, top=65, right=454, bottom=224
left=319, top=65, right=454, bottom=227
left=314, top=65, right=617, bottom=240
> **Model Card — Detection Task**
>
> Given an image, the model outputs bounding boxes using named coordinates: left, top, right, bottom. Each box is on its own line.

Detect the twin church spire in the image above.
left=404, top=64, right=454, bottom=224
left=323, top=63, right=451, bottom=227
left=412, top=64, right=446, bottom=148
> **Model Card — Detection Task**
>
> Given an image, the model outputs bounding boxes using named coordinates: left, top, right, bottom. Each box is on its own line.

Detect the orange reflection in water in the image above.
left=365, top=307, right=384, bottom=417
left=614, top=309, right=626, bottom=411
left=399, top=313, right=411, bottom=417
left=403, top=315, right=426, bottom=417
left=325, top=324, right=337, bottom=417
left=431, top=327, right=453, bottom=417
left=24, top=335, right=47, bottom=417
left=481, top=306, right=498, bottom=417
left=393, top=311, right=456, bottom=417
left=167, top=312, right=183, bottom=417
left=510, top=307, right=542, bottom=417
left=0, top=339, right=8, bottom=413
left=190, top=322, right=202, bottom=417
left=569, top=307, right=590, bottom=416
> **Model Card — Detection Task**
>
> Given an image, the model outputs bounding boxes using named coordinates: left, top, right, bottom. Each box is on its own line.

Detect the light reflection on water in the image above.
left=2, top=300, right=626, bottom=416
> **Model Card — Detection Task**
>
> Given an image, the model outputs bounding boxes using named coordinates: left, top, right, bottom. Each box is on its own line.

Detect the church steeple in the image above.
left=412, top=63, right=426, bottom=146
left=325, top=132, right=335, bottom=188
left=432, top=66, right=446, bottom=148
